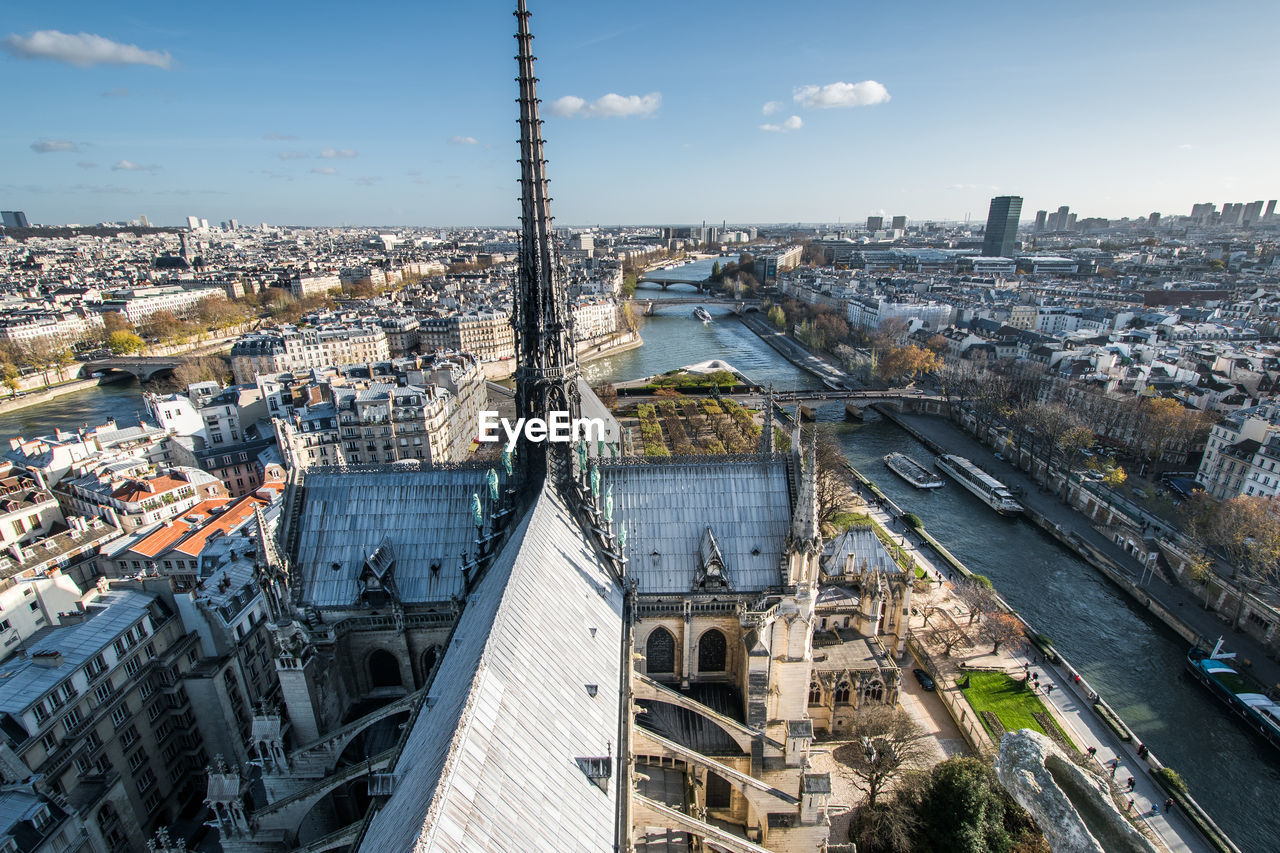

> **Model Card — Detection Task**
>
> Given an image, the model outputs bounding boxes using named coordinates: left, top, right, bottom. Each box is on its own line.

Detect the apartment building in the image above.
left=1197, top=403, right=1280, bottom=499
left=0, top=589, right=207, bottom=851
left=418, top=309, right=514, bottom=363
left=229, top=325, right=390, bottom=383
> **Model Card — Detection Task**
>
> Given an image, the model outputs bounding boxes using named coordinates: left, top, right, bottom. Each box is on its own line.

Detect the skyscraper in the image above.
left=1034, top=210, right=1048, bottom=232
left=981, top=195, right=1022, bottom=257
left=891, top=215, right=907, bottom=231
left=866, top=215, right=883, bottom=231
left=0, top=211, right=29, bottom=228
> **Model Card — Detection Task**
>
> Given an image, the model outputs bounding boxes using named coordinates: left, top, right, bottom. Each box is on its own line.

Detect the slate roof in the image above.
left=602, top=457, right=793, bottom=594
left=824, top=528, right=904, bottom=577
left=358, top=484, right=624, bottom=852
left=294, top=468, right=503, bottom=606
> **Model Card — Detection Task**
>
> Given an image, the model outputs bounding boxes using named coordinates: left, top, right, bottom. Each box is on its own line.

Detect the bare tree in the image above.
left=978, top=612, right=1024, bottom=654
left=832, top=706, right=930, bottom=811
left=953, top=576, right=1001, bottom=625
left=932, top=622, right=969, bottom=656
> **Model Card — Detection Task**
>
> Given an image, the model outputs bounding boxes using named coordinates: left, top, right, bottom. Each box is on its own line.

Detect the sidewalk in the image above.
left=895, top=411, right=1280, bottom=693
left=841, top=479, right=1213, bottom=853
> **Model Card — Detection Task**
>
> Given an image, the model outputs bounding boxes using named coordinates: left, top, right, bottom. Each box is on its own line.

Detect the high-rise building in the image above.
left=1, top=211, right=29, bottom=228
left=866, top=215, right=883, bottom=231
left=891, top=215, right=906, bottom=230
left=1148, top=212, right=1161, bottom=227
left=981, top=195, right=1022, bottom=257
left=1243, top=201, right=1264, bottom=227
left=1034, top=210, right=1048, bottom=232
left=1265, top=200, right=1277, bottom=221
left=185, top=215, right=200, bottom=230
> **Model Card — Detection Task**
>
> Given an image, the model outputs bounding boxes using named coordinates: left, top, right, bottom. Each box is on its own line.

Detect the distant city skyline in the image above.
left=2, top=0, right=1279, bottom=226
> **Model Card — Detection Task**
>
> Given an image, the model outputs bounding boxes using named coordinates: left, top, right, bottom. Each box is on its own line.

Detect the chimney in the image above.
left=31, top=651, right=63, bottom=668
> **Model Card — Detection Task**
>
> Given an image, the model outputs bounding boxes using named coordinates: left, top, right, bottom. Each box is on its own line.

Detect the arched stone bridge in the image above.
left=80, top=357, right=186, bottom=381
left=636, top=276, right=713, bottom=292
left=636, top=298, right=761, bottom=317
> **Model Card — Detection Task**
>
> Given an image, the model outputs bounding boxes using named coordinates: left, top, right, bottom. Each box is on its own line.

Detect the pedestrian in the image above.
left=1126, top=777, right=1135, bottom=791
left=1126, top=798, right=1134, bottom=813
left=1086, top=746, right=1096, bottom=758
left=1109, top=763, right=1117, bottom=778
left=1152, top=803, right=1159, bottom=816
left=1023, top=662, right=1030, bottom=672
left=1046, top=684, right=1055, bottom=696
left=1164, top=798, right=1174, bottom=814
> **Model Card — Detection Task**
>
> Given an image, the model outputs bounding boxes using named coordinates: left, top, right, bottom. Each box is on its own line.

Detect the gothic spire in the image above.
left=512, top=0, right=580, bottom=488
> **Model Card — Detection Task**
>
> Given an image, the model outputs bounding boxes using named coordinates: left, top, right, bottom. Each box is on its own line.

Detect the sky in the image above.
left=2, top=0, right=1278, bottom=228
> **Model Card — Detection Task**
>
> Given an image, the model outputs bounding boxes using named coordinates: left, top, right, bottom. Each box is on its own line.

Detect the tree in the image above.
left=809, top=426, right=850, bottom=525
left=832, top=707, right=930, bottom=811
left=954, top=576, right=1000, bottom=625
left=916, top=756, right=1046, bottom=853
left=933, top=622, right=969, bottom=656
left=106, top=331, right=145, bottom=355
left=102, top=312, right=132, bottom=334
left=1197, top=495, right=1280, bottom=624
left=0, top=362, right=19, bottom=397
left=767, top=305, right=786, bottom=329
left=173, top=356, right=232, bottom=388
left=979, top=612, right=1023, bottom=653
left=875, top=344, right=940, bottom=385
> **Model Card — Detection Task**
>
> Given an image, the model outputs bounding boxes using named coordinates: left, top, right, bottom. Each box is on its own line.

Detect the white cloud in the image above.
left=549, top=92, right=660, bottom=118
left=31, top=139, right=79, bottom=153
left=760, top=115, right=803, bottom=133
left=2, top=30, right=172, bottom=69
left=548, top=95, right=586, bottom=117
left=319, top=148, right=357, bottom=159
left=1178, top=143, right=1194, bottom=150
left=762, top=101, right=782, bottom=116
left=310, top=166, right=338, bottom=175
left=278, top=151, right=309, bottom=160
left=111, top=159, right=159, bottom=172
left=449, top=135, right=479, bottom=146
left=794, top=80, right=890, bottom=109
left=355, top=175, right=382, bottom=186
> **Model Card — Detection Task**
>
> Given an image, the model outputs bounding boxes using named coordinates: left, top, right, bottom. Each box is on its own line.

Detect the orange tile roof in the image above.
left=171, top=493, right=268, bottom=558
left=128, top=497, right=229, bottom=558
left=111, top=474, right=189, bottom=503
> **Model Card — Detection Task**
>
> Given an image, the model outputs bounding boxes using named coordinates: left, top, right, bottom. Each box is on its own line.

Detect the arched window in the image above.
left=834, top=681, right=851, bottom=704
left=697, top=629, right=727, bottom=673
left=368, top=649, right=402, bottom=688
left=808, top=682, right=822, bottom=705
left=862, top=680, right=884, bottom=703
left=645, top=627, right=676, bottom=674
left=420, top=646, right=440, bottom=682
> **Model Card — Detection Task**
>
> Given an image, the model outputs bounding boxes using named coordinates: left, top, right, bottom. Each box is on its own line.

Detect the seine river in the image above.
left=1, top=267, right=1275, bottom=850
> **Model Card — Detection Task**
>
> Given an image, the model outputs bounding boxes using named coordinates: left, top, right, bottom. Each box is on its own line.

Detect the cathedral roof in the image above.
left=604, top=456, right=793, bottom=594
left=293, top=467, right=502, bottom=606
left=358, top=484, right=624, bottom=852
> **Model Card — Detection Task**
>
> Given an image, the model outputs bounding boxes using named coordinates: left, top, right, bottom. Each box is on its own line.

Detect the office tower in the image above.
left=186, top=215, right=200, bottom=230
left=1, top=211, right=30, bottom=228
left=1243, top=201, right=1264, bottom=227
left=1148, top=212, right=1160, bottom=227
left=1034, top=210, right=1047, bottom=232
left=891, top=215, right=906, bottom=230
left=981, top=195, right=1022, bottom=257
left=1065, top=212, right=1077, bottom=231
left=1265, top=200, right=1277, bottom=222
left=866, top=216, right=883, bottom=231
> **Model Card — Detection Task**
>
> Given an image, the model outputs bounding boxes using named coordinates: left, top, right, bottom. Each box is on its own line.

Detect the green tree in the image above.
left=917, top=757, right=1038, bottom=853
left=106, top=331, right=145, bottom=355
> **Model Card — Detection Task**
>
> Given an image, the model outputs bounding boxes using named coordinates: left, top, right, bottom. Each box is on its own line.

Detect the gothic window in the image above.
left=863, top=680, right=884, bottom=703
left=420, top=646, right=440, bottom=683
left=834, top=681, right=851, bottom=704
left=367, top=649, right=402, bottom=688
left=698, top=629, right=727, bottom=673
left=808, top=682, right=822, bottom=706
left=645, top=628, right=676, bottom=674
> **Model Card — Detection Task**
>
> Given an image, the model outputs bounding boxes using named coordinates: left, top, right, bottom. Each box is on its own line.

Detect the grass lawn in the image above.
left=960, top=671, right=1076, bottom=749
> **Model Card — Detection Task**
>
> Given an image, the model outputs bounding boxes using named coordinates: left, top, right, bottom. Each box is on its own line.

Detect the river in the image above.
left=1, top=266, right=1275, bottom=850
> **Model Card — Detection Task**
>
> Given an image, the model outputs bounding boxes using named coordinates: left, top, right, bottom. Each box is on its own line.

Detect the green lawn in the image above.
left=960, top=671, right=1075, bottom=748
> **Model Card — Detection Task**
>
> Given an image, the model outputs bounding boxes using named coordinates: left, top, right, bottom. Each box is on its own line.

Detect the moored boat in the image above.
left=1187, top=640, right=1280, bottom=751
left=934, top=454, right=1022, bottom=514
left=884, top=452, right=944, bottom=489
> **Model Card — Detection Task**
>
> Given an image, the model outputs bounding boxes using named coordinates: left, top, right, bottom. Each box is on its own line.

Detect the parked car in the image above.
left=913, top=668, right=936, bottom=691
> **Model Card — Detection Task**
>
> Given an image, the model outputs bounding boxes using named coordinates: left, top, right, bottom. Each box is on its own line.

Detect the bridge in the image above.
left=636, top=275, right=712, bottom=292
left=634, top=297, right=761, bottom=317
left=80, top=356, right=197, bottom=381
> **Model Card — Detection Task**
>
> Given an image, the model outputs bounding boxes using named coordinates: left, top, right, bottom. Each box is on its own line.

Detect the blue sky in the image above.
left=3, top=1, right=1277, bottom=227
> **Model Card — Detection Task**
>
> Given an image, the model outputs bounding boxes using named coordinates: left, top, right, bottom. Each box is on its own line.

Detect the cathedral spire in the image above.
left=512, top=0, right=580, bottom=488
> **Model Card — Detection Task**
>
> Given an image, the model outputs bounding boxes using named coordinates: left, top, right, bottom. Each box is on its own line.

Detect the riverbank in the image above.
left=0, top=374, right=132, bottom=416
left=737, top=313, right=852, bottom=389
left=841, top=455, right=1229, bottom=853
left=877, top=407, right=1280, bottom=690
left=579, top=329, right=643, bottom=363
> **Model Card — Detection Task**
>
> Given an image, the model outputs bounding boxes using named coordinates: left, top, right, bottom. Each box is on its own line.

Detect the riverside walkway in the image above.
left=842, top=474, right=1214, bottom=853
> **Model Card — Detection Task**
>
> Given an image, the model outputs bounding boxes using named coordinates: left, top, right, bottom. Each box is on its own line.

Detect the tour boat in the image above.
left=934, top=454, right=1022, bottom=515
left=692, top=306, right=713, bottom=323
left=1187, top=641, right=1280, bottom=751
left=884, top=452, right=944, bottom=489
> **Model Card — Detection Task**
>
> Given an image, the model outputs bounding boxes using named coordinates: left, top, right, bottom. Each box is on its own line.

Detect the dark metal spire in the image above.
left=513, top=0, right=580, bottom=488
